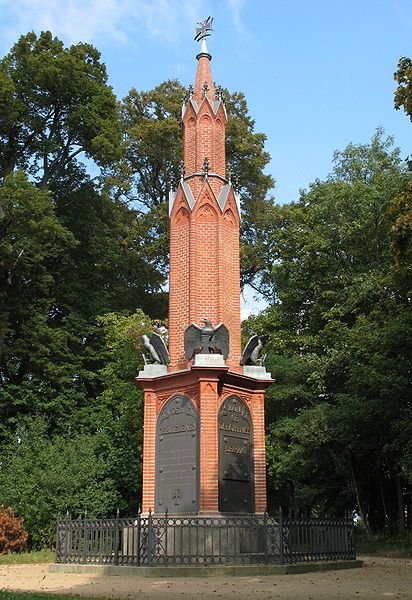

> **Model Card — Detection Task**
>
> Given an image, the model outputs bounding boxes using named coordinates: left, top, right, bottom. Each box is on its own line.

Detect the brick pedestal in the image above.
left=137, top=367, right=272, bottom=514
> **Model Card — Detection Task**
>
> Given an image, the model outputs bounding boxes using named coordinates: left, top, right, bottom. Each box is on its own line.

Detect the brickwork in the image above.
left=138, top=48, right=272, bottom=517
left=139, top=369, right=271, bottom=514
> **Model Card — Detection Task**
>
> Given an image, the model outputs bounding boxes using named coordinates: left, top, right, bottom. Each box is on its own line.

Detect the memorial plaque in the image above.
left=218, top=396, right=254, bottom=513
left=155, top=395, right=199, bottom=513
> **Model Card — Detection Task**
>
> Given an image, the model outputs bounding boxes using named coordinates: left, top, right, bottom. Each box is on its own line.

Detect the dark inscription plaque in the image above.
left=155, top=395, right=199, bottom=513
left=218, top=396, right=254, bottom=513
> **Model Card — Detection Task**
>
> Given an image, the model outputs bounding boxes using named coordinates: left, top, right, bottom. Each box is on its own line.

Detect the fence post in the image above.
left=114, top=508, right=120, bottom=566
left=164, top=507, right=168, bottom=565
left=64, top=511, right=69, bottom=563
left=137, top=506, right=141, bottom=566
left=82, top=511, right=88, bottom=564
left=264, top=509, right=268, bottom=565
left=279, top=506, right=284, bottom=565
left=148, top=507, right=153, bottom=567
left=55, top=511, right=60, bottom=563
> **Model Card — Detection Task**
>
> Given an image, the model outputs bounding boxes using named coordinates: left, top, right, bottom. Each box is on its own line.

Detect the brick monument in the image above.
left=136, top=18, right=272, bottom=516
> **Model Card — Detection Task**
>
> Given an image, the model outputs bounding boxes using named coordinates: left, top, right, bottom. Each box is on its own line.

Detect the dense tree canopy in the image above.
left=0, top=31, right=121, bottom=188
left=247, top=132, right=411, bottom=531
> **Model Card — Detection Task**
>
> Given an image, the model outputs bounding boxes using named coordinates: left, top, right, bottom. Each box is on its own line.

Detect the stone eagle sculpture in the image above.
left=184, top=318, right=229, bottom=360
left=240, top=335, right=265, bottom=366
left=142, top=332, right=169, bottom=365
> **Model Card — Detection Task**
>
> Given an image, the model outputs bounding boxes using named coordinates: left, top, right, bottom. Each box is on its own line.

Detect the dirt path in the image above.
left=0, top=557, right=411, bottom=600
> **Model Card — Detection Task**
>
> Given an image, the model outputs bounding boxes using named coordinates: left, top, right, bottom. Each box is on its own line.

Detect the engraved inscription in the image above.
left=155, top=395, right=199, bottom=513
left=218, top=396, right=254, bottom=513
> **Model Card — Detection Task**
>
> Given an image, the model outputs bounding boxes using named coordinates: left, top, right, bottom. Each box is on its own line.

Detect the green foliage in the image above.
left=0, top=31, right=121, bottom=188
left=355, top=531, right=412, bottom=557
left=0, top=417, right=118, bottom=548
left=0, top=309, right=150, bottom=546
left=96, top=309, right=152, bottom=513
left=253, top=132, right=411, bottom=531
left=394, top=56, right=412, bottom=123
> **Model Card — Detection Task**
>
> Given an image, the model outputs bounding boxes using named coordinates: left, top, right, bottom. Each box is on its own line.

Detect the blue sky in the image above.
left=0, top=0, right=410, bottom=315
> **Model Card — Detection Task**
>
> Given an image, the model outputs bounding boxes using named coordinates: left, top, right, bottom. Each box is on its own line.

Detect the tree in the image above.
left=0, top=172, right=75, bottom=439
left=96, top=309, right=153, bottom=514
left=0, top=417, right=119, bottom=547
left=394, top=57, right=412, bottom=123
left=251, top=132, right=411, bottom=531
left=0, top=31, right=121, bottom=188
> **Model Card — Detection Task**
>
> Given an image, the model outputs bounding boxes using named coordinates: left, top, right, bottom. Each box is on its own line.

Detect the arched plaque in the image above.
left=218, top=396, right=254, bottom=513
left=155, top=395, right=199, bottom=513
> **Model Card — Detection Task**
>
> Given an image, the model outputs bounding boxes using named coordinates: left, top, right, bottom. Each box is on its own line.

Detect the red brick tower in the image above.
left=136, top=23, right=272, bottom=516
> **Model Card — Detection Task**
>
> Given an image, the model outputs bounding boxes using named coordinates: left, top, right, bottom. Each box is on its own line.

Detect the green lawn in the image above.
left=0, top=594, right=99, bottom=600
left=0, top=550, right=55, bottom=565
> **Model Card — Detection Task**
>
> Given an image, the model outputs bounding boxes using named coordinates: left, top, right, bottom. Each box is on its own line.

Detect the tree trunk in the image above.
left=396, top=475, right=405, bottom=534
left=350, top=458, right=371, bottom=534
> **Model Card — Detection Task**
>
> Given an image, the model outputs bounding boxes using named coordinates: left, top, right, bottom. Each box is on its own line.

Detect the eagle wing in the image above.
left=149, top=333, right=169, bottom=366
left=184, top=323, right=203, bottom=359
left=240, top=335, right=260, bottom=366
left=213, top=323, right=229, bottom=359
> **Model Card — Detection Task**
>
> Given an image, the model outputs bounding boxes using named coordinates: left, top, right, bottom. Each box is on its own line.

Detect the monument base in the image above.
left=50, top=560, right=364, bottom=578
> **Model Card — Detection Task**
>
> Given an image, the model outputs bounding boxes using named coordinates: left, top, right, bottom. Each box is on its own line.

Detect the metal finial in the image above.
left=203, top=157, right=209, bottom=174
left=216, top=85, right=223, bottom=100
left=170, top=172, right=178, bottom=191
left=227, top=168, right=232, bottom=183
left=203, top=81, right=209, bottom=96
left=180, top=160, right=185, bottom=180
left=234, top=173, right=240, bottom=192
left=188, top=84, right=193, bottom=98
left=194, top=16, right=213, bottom=42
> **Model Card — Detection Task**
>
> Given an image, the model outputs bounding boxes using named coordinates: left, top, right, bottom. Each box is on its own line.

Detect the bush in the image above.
left=0, top=505, right=28, bottom=554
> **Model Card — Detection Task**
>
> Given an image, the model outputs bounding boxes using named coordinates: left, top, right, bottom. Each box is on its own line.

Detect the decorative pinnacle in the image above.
left=216, top=85, right=223, bottom=101
left=203, top=157, right=209, bottom=175
left=233, top=174, right=240, bottom=192
left=203, top=81, right=209, bottom=96
left=194, top=16, right=213, bottom=56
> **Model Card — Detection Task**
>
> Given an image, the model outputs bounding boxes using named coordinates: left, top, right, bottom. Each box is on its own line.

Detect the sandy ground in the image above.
left=0, top=557, right=411, bottom=600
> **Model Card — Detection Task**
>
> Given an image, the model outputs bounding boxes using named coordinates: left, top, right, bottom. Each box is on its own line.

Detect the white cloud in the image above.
left=227, top=0, right=246, bottom=35
left=0, top=0, right=205, bottom=52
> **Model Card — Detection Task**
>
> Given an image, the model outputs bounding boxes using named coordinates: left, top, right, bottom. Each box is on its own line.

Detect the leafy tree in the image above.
left=96, top=309, right=152, bottom=514
left=0, top=417, right=119, bottom=548
left=252, top=132, right=411, bottom=531
left=0, top=172, right=75, bottom=437
left=0, top=311, right=150, bottom=546
left=0, top=31, right=121, bottom=188
left=394, top=57, right=412, bottom=123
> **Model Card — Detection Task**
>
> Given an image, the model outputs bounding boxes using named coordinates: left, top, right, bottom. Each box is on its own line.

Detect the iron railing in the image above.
left=56, top=509, right=355, bottom=566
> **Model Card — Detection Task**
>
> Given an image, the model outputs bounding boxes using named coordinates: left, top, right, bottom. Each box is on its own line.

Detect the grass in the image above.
left=0, top=550, right=55, bottom=565
left=355, top=531, right=412, bottom=557
left=0, top=594, right=99, bottom=600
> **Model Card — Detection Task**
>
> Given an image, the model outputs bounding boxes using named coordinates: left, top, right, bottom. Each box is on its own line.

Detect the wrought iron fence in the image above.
left=55, top=509, right=355, bottom=566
